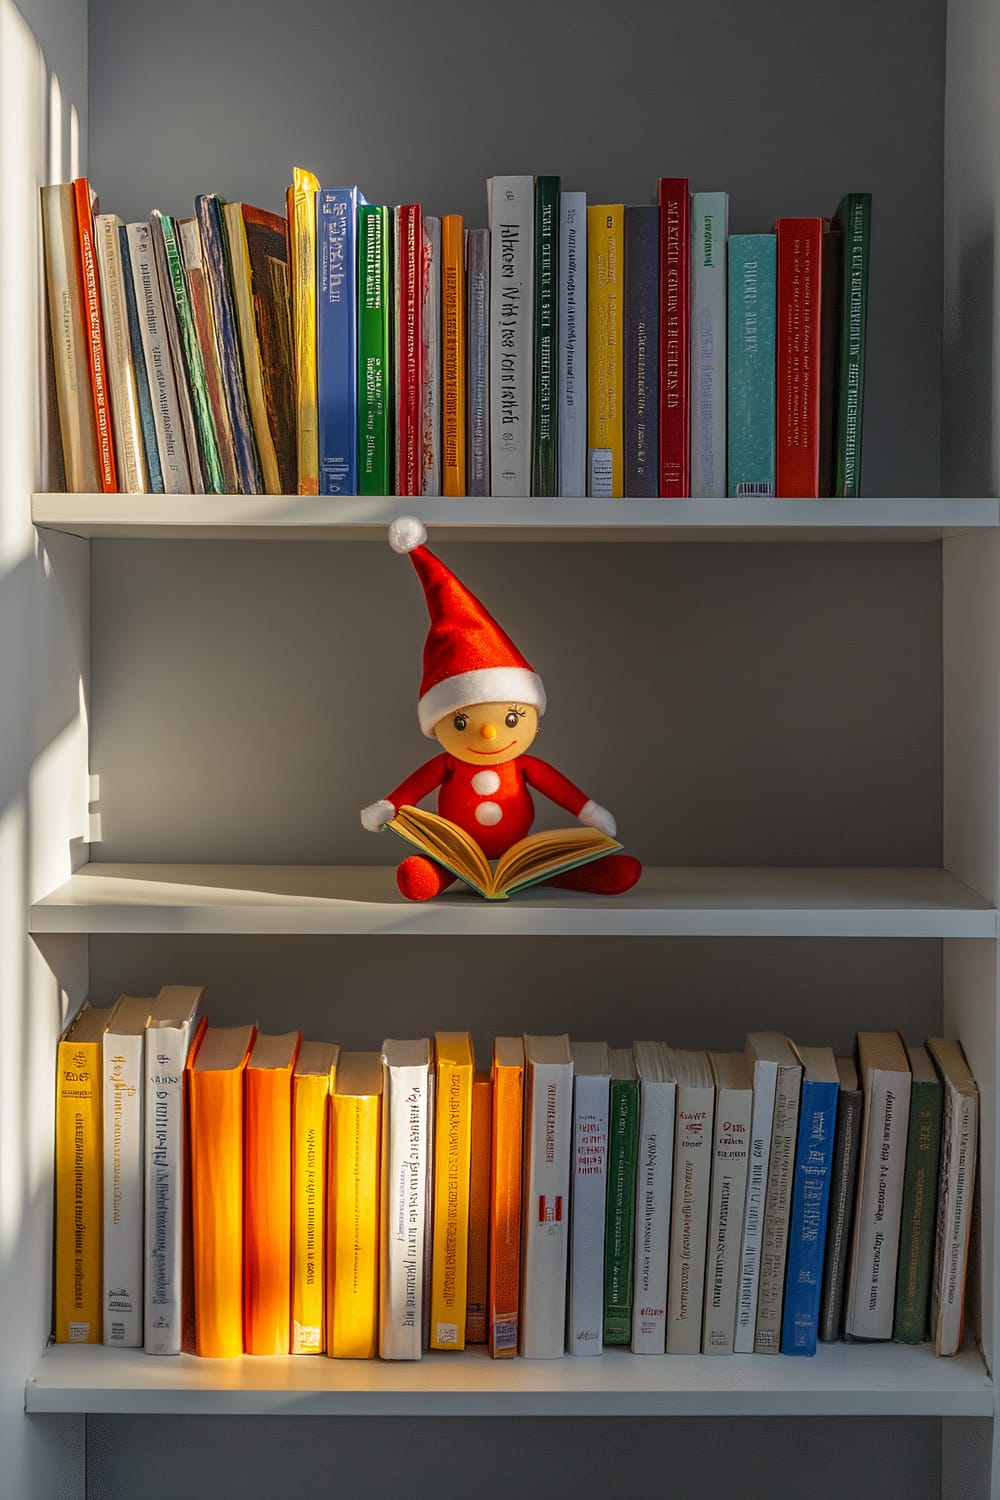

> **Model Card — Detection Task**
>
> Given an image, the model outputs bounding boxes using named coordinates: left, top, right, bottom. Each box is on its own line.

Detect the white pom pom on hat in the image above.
left=388, top=515, right=427, bottom=555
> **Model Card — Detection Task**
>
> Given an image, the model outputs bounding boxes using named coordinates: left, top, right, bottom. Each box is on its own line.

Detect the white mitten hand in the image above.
left=578, top=799, right=617, bottom=838
left=361, top=798, right=395, bottom=833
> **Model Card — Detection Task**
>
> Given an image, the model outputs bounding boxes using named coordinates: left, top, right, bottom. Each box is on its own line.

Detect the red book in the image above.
left=657, top=178, right=689, bottom=497
left=394, top=204, right=423, bottom=496
left=776, top=218, right=823, bottom=498
left=72, top=178, right=117, bottom=491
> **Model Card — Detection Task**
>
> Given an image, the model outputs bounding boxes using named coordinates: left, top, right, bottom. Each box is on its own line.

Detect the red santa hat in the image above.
left=388, top=516, right=547, bottom=737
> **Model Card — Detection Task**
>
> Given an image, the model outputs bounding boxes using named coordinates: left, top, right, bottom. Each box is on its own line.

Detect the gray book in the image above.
left=467, top=228, right=490, bottom=495
left=819, top=1057, right=863, bottom=1341
left=753, top=1033, right=802, bottom=1353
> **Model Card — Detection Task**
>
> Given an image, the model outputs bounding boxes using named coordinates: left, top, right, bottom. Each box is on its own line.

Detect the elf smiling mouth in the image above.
left=470, top=742, right=516, bottom=755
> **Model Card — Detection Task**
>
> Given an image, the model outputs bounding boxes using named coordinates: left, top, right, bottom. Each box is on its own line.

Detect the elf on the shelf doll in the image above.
left=360, top=517, right=642, bottom=901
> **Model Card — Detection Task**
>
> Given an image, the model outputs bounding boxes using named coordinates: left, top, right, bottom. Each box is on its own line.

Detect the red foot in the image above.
left=396, top=855, right=458, bottom=902
left=546, top=854, right=643, bottom=895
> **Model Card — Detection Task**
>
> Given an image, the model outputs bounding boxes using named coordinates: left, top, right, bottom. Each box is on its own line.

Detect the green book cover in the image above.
left=833, top=192, right=871, bottom=498
left=893, top=1053, right=943, bottom=1343
left=358, top=205, right=391, bottom=495
left=531, top=175, right=560, bottom=497
left=603, top=1052, right=639, bottom=1344
left=153, top=211, right=224, bottom=493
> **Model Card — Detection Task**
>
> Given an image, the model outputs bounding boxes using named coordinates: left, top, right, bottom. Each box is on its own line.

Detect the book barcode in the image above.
left=493, top=1317, right=518, bottom=1351
left=588, top=448, right=613, bottom=498
left=735, top=482, right=774, bottom=497
left=435, top=1322, right=458, bottom=1345
left=756, top=1329, right=778, bottom=1348
left=68, top=1321, right=90, bottom=1342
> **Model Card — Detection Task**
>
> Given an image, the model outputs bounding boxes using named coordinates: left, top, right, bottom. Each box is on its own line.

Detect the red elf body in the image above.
left=360, top=517, right=642, bottom=902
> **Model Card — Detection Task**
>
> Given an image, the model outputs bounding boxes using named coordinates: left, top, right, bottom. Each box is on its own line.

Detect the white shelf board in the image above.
left=31, top=493, right=1000, bottom=543
left=28, top=863, right=997, bottom=938
left=24, top=1342, right=993, bottom=1417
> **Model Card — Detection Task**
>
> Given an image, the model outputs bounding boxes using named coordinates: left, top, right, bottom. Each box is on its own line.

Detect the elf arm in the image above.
left=520, top=756, right=618, bottom=837
left=360, top=753, right=449, bottom=832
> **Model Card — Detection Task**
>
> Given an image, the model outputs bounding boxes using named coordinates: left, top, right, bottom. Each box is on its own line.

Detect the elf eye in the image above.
left=453, top=713, right=468, bottom=731
left=505, top=711, right=521, bottom=729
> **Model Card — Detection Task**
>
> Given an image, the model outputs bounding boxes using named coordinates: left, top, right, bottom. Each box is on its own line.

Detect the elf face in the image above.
left=433, top=702, right=540, bottom=765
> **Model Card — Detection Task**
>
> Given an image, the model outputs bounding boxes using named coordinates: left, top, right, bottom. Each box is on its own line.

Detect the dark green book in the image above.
left=603, top=1048, right=639, bottom=1345
left=893, top=1044, right=943, bottom=1343
left=531, top=175, right=560, bottom=496
left=833, top=192, right=871, bottom=497
left=151, top=210, right=224, bottom=493
left=358, top=205, right=391, bottom=495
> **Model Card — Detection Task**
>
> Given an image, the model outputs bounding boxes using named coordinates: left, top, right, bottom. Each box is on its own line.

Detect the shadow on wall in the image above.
left=943, top=229, right=995, bottom=496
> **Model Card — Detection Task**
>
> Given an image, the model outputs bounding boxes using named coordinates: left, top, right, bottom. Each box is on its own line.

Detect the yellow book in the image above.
left=288, top=165, right=320, bottom=495
left=55, top=1001, right=116, bottom=1342
left=291, top=1040, right=339, bottom=1353
left=328, top=1051, right=382, bottom=1358
left=587, top=205, right=624, bottom=497
left=441, top=214, right=466, bottom=495
left=430, top=1031, right=475, bottom=1349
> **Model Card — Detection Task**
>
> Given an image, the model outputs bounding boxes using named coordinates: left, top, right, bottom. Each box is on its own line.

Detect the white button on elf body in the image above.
left=471, top=770, right=501, bottom=796
left=474, top=801, right=503, bottom=826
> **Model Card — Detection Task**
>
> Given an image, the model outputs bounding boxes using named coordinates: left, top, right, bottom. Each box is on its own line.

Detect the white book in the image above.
left=421, top=215, right=442, bottom=496
left=379, top=1038, right=431, bottom=1360
left=631, top=1041, right=676, bottom=1354
left=927, top=1037, right=978, bottom=1356
left=126, top=221, right=193, bottom=494
left=94, top=211, right=149, bottom=493
left=143, top=985, right=203, bottom=1354
left=422, top=1058, right=436, bottom=1351
left=690, top=191, right=728, bottom=498
left=845, top=1031, right=912, bottom=1340
left=520, top=1033, right=573, bottom=1358
left=754, top=1032, right=802, bottom=1353
left=103, top=995, right=151, bottom=1346
left=488, top=175, right=534, bottom=496
left=567, top=1040, right=610, bottom=1355
left=665, top=1048, right=715, bottom=1353
left=734, top=1035, right=780, bottom=1352
left=558, top=191, right=587, bottom=497
left=702, top=1052, right=753, bottom=1354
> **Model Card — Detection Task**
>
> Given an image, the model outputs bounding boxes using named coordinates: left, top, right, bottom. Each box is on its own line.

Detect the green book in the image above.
left=358, top=205, right=391, bottom=495
left=833, top=192, right=871, bottom=497
left=531, top=175, right=560, bottom=496
left=603, top=1048, right=639, bottom=1344
left=151, top=210, right=224, bottom=493
left=893, top=1044, right=943, bottom=1343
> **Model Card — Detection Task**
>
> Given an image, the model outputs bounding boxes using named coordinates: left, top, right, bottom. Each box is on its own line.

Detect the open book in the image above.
left=387, top=804, right=622, bottom=900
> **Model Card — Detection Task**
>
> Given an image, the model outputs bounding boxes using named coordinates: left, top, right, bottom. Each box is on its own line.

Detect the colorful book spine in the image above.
left=41, top=184, right=102, bottom=493
left=71, top=179, right=116, bottom=490
left=733, top=1054, right=777, bottom=1352
left=819, top=1068, right=863, bottom=1342
left=603, top=1052, right=639, bottom=1345
left=658, top=178, right=690, bottom=497
left=893, top=1059, right=943, bottom=1344
left=833, top=192, right=871, bottom=497
left=55, top=1004, right=112, bottom=1342
left=291, top=1044, right=338, bottom=1353
left=441, top=215, right=466, bottom=497
left=118, top=225, right=163, bottom=493
left=702, top=1061, right=752, bottom=1355
left=149, top=210, right=208, bottom=493
left=103, top=998, right=149, bottom=1346
left=466, top=228, right=491, bottom=496
left=327, top=1052, right=382, bottom=1359
left=357, top=205, right=391, bottom=497
left=379, top=1039, right=431, bottom=1359
left=318, top=186, right=364, bottom=495
left=489, top=1037, right=523, bottom=1357
left=558, top=191, right=587, bottom=498
left=754, top=1056, right=803, bottom=1353
left=818, top=224, right=843, bottom=497
left=244, top=1034, right=300, bottom=1355
left=465, top=1072, right=491, bottom=1344
left=690, top=191, right=728, bottom=499
left=126, top=220, right=192, bottom=494
left=780, top=1076, right=839, bottom=1355
left=727, top=233, right=776, bottom=497
left=393, top=205, right=423, bottom=497
left=586, top=204, right=624, bottom=497
left=94, top=212, right=149, bottom=493
left=630, top=1043, right=675, bottom=1355
left=567, top=1043, right=610, bottom=1355
left=430, top=1033, right=474, bottom=1350
left=776, top=217, right=823, bottom=497
left=288, top=166, right=321, bottom=494
left=531, top=175, right=560, bottom=496
left=665, top=1066, right=716, bottom=1353
left=178, top=216, right=241, bottom=493
left=519, top=1035, right=572, bottom=1359
left=421, top=214, right=442, bottom=496
left=623, top=205, right=659, bottom=498
left=488, top=175, right=534, bottom=496
left=196, top=193, right=261, bottom=494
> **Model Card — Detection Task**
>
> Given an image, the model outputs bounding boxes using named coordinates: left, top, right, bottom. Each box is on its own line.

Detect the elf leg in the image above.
left=545, top=853, right=642, bottom=896
left=396, top=855, right=458, bottom=902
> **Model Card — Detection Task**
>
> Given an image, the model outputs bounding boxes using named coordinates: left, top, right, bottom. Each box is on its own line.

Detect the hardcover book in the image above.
left=94, top=211, right=150, bottom=493
left=733, top=1032, right=780, bottom=1352
left=118, top=224, right=163, bottom=493
left=754, top=1032, right=803, bottom=1354
left=327, top=1051, right=382, bottom=1359
left=441, top=215, right=467, bottom=497
left=103, top=994, right=153, bottom=1347
left=928, top=1036, right=978, bottom=1356
left=776, top=217, right=823, bottom=497
left=624, top=205, right=660, bottom=498
left=421, top=214, right=442, bottom=496
left=466, top=228, right=491, bottom=497
left=126, top=220, right=192, bottom=493
left=587, top=204, right=624, bottom=497
left=318, top=186, right=366, bottom=495
left=150, top=211, right=213, bottom=492
left=393, top=205, right=424, bottom=497
left=832, top=192, right=872, bottom=497
left=558, top=191, right=587, bottom=498
left=819, top=1057, right=863, bottom=1342
left=55, top=1002, right=115, bottom=1342
left=603, top=1047, right=639, bottom=1345
left=520, top=1034, right=573, bottom=1358
left=893, top=1044, right=943, bottom=1344
left=430, top=1032, right=474, bottom=1350
left=466, top=1071, right=492, bottom=1344
left=702, top=1051, right=752, bottom=1355
left=631, top=1040, right=676, bottom=1354
left=380, top=1038, right=431, bottom=1359
left=195, top=193, right=262, bottom=494
left=567, top=1040, right=610, bottom=1355
left=780, top=1045, right=839, bottom=1356
left=288, top=166, right=321, bottom=494
left=291, top=1040, right=339, bottom=1353
left=818, top=223, right=843, bottom=497
left=658, top=178, right=690, bottom=497
left=358, top=205, right=392, bottom=497
left=71, top=179, right=117, bottom=491
left=531, top=175, right=560, bottom=496
left=488, top=175, right=534, bottom=495
left=845, top=1031, right=912, bottom=1340
left=178, top=216, right=241, bottom=493
left=665, top=1048, right=716, bottom=1353
left=245, top=1030, right=301, bottom=1355
left=41, top=183, right=103, bottom=493
left=489, top=1036, right=524, bottom=1357
left=727, top=233, right=776, bottom=497
left=690, top=191, right=728, bottom=499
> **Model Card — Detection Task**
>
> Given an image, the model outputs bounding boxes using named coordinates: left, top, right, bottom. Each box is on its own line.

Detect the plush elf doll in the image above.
left=361, top=517, right=642, bottom=902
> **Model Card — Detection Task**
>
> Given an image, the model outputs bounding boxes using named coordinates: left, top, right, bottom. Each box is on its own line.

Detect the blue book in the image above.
left=780, top=1047, right=840, bottom=1356
left=623, top=205, right=659, bottom=498
left=194, top=194, right=262, bottom=495
left=118, top=224, right=163, bottom=493
left=727, top=233, right=776, bottom=498
left=318, top=186, right=367, bottom=495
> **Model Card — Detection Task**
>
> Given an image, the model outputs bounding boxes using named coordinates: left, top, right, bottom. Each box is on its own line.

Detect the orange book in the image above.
left=291, top=1039, right=339, bottom=1353
left=188, top=1023, right=255, bottom=1357
left=244, top=1030, right=301, bottom=1354
left=488, top=1036, right=524, bottom=1357
left=71, top=179, right=117, bottom=491
left=441, top=214, right=466, bottom=495
left=466, top=1070, right=492, bottom=1344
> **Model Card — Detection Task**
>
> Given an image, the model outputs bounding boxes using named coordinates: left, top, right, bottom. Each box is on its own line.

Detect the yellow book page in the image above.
left=430, top=1034, right=474, bottom=1349
left=291, top=1071, right=331, bottom=1353
left=223, top=202, right=280, bottom=493
left=328, top=1091, right=381, bottom=1358
left=55, top=1035, right=104, bottom=1342
left=390, top=805, right=493, bottom=893
left=494, top=824, right=621, bottom=893
left=289, top=166, right=319, bottom=494
left=587, top=205, right=624, bottom=497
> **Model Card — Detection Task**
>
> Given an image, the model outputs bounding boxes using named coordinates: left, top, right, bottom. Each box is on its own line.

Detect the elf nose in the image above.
left=480, top=722, right=497, bottom=740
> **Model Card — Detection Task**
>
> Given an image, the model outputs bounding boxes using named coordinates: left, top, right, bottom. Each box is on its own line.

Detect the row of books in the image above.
left=41, top=174, right=870, bottom=503
left=55, top=992, right=974, bottom=1362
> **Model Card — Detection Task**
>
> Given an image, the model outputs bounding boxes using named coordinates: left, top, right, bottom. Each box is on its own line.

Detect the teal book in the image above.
left=531, top=175, right=560, bottom=496
left=727, top=233, right=776, bottom=497
left=893, top=1045, right=943, bottom=1343
left=358, top=205, right=391, bottom=496
left=151, top=211, right=224, bottom=493
left=603, top=1049, right=639, bottom=1345
left=833, top=192, right=871, bottom=497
